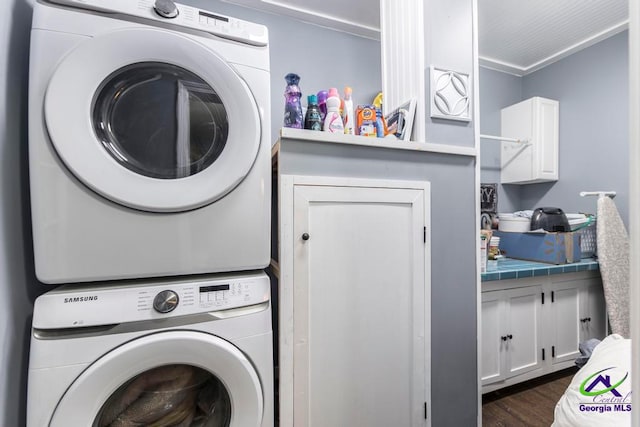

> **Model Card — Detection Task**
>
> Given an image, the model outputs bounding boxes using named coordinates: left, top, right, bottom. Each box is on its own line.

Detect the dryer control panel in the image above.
left=32, top=272, right=270, bottom=330
left=46, top=0, right=268, bottom=46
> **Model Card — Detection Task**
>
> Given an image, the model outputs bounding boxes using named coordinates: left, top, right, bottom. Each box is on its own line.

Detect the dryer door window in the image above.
left=94, top=364, right=231, bottom=426
left=44, top=28, right=262, bottom=212
left=93, top=63, right=228, bottom=180
left=49, top=331, right=264, bottom=426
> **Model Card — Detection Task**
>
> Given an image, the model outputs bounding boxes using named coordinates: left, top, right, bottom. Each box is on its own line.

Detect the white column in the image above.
left=380, top=0, right=426, bottom=142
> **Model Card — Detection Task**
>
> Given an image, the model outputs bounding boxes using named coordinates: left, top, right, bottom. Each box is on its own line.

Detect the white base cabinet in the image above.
left=482, top=271, right=605, bottom=393
left=276, top=175, right=431, bottom=426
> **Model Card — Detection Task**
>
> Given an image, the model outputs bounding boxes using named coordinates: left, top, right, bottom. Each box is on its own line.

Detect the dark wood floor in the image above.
left=482, top=367, right=578, bottom=426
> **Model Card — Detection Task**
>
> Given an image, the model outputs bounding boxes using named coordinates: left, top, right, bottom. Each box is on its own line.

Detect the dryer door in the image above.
left=44, top=28, right=261, bottom=212
left=50, top=331, right=264, bottom=426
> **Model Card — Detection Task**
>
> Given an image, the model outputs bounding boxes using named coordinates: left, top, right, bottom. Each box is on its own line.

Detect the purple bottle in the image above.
left=283, top=73, right=303, bottom=129
left=317, top=90, right=328, bottom=122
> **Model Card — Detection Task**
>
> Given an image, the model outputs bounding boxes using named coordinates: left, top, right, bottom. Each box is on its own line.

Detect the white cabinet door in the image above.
left=549, top=281, right=582, bottom=365
left=504, top=285, right=544, bottom=378
left=581, top=280, right=607, bottom=341
left=481, top=292, right=506, bottom=386
left=284, top=177, right=430, bottom=427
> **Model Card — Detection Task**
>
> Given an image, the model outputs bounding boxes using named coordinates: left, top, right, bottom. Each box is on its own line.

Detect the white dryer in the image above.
left=27, top=271, right=274, bottom=426
left=29, top=0, right=271, bottom=284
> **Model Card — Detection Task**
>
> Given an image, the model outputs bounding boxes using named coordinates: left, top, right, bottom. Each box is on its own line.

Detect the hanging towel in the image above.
left=596, top=196, right=630, bottom=337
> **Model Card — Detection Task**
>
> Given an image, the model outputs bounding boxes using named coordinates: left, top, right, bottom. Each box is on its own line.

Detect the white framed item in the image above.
left=430, top=66, right=471, bottom=122
left=385, top=99, right=417, bottom=141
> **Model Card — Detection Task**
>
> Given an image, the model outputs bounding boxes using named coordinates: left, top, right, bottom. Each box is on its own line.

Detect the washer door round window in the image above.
left=94, top=63, right=228, bottom=180
left=94, top=364, right=231, bottom=426
left=44, top=28, right=261, bottom=212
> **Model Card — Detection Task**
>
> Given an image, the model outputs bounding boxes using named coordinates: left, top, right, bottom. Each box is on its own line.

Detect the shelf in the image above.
left=278, top=128, right=477, bottom=157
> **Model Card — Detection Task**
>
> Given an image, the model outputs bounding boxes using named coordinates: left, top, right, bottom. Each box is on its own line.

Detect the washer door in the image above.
left=50, top=331, right=264, bottom=426
left=45, top=28, right=261, bottom=212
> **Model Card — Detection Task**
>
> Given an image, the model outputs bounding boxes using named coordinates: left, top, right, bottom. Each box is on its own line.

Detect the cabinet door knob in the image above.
left=587, top=317, right=591, bottom=322
left=302, top=233, right=310, bottom=241
left=507, top=334, right=513, bottom=340
left=501, top=336, right=507, bottom=341
left=580, top=318, right=587, bottom=323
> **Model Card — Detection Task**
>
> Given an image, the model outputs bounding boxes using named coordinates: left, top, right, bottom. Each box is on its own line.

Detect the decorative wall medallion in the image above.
left=430, top=66, right=471, bottom=122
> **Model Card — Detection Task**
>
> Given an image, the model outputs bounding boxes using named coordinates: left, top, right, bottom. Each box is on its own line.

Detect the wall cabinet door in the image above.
left=281, top=177, right=430, bottom=427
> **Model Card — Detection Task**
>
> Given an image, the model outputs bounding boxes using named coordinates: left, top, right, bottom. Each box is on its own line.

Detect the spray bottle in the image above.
left=323, top=88, right=344, bottom=133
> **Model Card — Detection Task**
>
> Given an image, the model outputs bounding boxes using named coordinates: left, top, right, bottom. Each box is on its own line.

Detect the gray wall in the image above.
left=480, top=32, right=629, bottom=225
left=521, top=32, right=629, bottom=225
left=185, top=0, right=383, bottom=145
left=479, top=67, right=522, bottom=213
left=423, top=0, right=475, bottom=147
left=422, top=1, right=477, bottom=424
left=278, top=140, right=478, bottom=427
left=0, top=1, right=381, bottom=425
left=1, top=1, right=48, bottom=426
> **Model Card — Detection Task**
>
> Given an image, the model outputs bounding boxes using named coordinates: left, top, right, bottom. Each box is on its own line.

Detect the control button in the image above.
left=154, top=0, right=179, bottom=19
left=153, top=290, right=179, bottom=313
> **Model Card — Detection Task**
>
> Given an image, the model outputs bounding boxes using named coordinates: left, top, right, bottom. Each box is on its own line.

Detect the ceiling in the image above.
left=228, top=0, right=629, bottom=76
left=478, top=0, right=628, bottom=76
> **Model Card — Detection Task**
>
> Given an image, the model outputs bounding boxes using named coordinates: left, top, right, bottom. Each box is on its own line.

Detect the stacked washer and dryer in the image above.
left=26, top=1, right=273, bottom=426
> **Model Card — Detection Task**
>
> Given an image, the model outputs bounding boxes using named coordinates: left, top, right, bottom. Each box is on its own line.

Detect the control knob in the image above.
left=153, top=290, right=179, bottom=313
left=154, top=0, right=179, bottom=19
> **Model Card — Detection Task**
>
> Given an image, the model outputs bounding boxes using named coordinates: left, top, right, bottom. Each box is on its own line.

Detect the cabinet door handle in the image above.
left=301, top=233, right=310, bottom=241
left=507, top=334, right=513, bottom=340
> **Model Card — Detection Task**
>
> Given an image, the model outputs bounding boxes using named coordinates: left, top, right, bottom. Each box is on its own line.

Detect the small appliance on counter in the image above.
left=530, top=207, right=571, bottom=232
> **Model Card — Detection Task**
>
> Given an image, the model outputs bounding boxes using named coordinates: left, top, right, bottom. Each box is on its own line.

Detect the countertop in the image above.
left=481, top=257, right=600, bottom=282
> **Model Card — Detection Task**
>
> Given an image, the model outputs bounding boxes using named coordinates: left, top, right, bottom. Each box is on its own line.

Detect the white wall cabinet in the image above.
left=501, top=96, right=559, bottom=184
left=482, top=271, right=605, bottom=393
left=276, top=175, right=431, bottom=427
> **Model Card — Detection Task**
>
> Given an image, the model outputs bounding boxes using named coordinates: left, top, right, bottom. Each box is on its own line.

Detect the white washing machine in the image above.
left=27, top=271, right=274, bottom=426
left=29, top=0, right=271, bottom=284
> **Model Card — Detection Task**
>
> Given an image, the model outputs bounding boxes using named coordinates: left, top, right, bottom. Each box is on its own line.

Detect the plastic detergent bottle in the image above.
left=375, top=107, right=386, bottom=137
left=304, top=94, right=323, bottom=131
left=323, top=88, right=344, bottom=133
left=283, top=73, right=303, bottom=128
left=317, top=90, right=328, bottom=122
left=343, top=86, right=355, bottom=134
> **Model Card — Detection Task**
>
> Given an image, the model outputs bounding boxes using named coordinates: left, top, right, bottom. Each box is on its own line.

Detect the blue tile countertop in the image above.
left=481, top=257, right=600, bottom=282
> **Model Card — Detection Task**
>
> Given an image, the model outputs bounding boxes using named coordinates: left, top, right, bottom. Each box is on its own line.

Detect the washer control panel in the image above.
left=46, top=0, right=268, bottom=46
left=33, top=272, right=270, bottom=329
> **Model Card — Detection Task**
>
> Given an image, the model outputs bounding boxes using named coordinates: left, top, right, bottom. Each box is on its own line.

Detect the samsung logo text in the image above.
left=63, top=296, right=99, bottom=303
